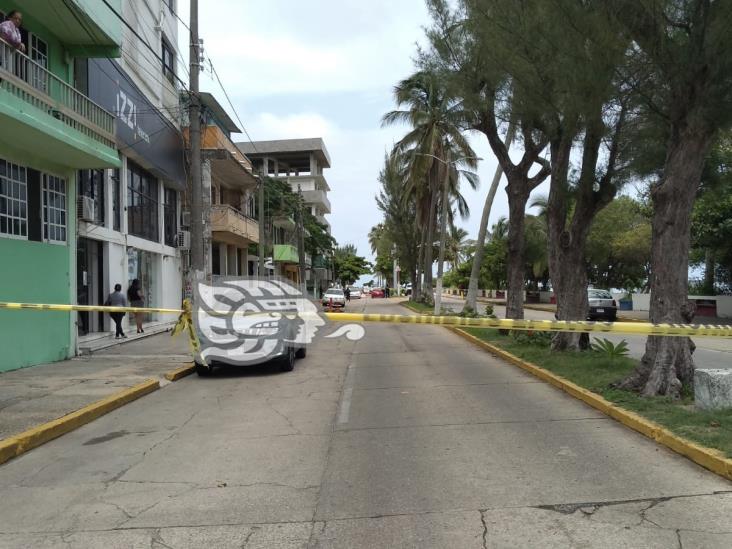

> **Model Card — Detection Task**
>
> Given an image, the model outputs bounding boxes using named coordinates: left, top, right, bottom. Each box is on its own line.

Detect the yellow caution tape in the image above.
left=0, top=301, right=183, bottom=314
left=170, top=298, right=203, bottom=364
left=2, top=302, right=731, bottom=338
left=324, top=312, right=732, bottom=338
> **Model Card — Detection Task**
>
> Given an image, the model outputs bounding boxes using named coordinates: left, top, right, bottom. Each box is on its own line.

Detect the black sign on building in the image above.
left=85, top=58, right=186, bottom=190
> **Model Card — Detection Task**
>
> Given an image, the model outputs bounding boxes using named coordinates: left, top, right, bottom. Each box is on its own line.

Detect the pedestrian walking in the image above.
left=0, top=11, right=26, bottom=53
left=104, top=284, right=127, bottom=339
left=344, top=286, right=351, bottom=302
left=385, top=284, right=390, bottom=299
left=127, top=279, right=145, bottom=334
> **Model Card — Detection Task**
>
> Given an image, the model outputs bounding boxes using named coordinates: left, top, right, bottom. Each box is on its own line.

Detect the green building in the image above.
left=0, top=1, right=122, bottom=371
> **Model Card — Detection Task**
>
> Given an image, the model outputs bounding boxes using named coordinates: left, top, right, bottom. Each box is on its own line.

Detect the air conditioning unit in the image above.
left=77, top=195, right=96, bottom=222
left=181, top=211, right=191, bottom=227
left=176, top=230, right=191, bottom=249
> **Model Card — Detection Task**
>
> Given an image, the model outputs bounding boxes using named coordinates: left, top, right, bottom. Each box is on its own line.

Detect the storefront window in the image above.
left=127, top=162, right=159, bottom=242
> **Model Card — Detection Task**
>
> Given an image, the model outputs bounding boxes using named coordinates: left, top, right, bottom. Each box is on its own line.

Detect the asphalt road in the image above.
left=0, top=298, right=731, bottom=548
left=440, top=295, right=732, bottom=371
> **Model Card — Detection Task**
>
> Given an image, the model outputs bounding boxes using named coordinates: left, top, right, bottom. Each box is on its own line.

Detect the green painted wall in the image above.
left=0, top=239, right=73, bottom=372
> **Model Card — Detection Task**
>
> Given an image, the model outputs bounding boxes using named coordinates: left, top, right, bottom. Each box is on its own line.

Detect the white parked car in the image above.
left=348, top=286, right=362, bottom=299
left=322, top=288, right=346, bottom=308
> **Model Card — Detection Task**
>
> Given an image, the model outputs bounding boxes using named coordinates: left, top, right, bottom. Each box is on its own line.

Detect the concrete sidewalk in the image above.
left=0, top=333, right=191, bottom=441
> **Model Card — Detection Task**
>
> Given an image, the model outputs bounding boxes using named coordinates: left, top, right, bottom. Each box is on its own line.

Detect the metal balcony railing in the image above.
left=0, top=38, right=116, bottom=149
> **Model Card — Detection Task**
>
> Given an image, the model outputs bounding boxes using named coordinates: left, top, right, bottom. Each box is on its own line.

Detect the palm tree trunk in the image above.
left=464, top=121, right=516, bottom=312
left=434, top=161, right=451, bottom=315
left=414, top=224, right=425, bottom=301
left=422, top=186, right=439, bottom=302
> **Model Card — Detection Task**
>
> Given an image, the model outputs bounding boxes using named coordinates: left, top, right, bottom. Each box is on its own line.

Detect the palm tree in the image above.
left=446, top=226, right=469, bottom=270
left=382, top=70, right=476, bottom=303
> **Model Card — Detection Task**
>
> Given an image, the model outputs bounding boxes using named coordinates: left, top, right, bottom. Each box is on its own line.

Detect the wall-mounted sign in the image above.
left=87, top=58, right=186, bottom=190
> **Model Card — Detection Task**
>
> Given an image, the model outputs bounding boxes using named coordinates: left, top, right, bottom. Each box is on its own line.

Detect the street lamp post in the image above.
left=415, top=152, right=482, bottom=316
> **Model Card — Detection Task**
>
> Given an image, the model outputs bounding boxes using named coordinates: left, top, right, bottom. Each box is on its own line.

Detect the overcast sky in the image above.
left=176, top=0, right=548, bottom=266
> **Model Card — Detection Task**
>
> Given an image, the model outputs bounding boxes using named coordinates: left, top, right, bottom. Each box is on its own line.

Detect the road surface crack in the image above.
left=479, top=509, right=488, bottom=549
left=150, top=527, right=175, bottom=549
left=265, top=398, right=302, bottom=434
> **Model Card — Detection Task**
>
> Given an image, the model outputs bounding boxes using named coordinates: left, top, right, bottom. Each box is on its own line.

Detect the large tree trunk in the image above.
left=703, top=249, right=715, bottom=293
left=616, top=128, right=713, bottom=397
left=505, top=184, right=529, bottom=319
left=547, top=125, right=598, bottom=351
left=464, top=122, right=516, bottom=313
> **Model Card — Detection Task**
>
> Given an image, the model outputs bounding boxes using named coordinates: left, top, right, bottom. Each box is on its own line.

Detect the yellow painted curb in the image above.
left=449, top=326, right=732, bottom=482
left=164, top=363, right=196, bottom=381
left=0, top=378, right=160, bottom=466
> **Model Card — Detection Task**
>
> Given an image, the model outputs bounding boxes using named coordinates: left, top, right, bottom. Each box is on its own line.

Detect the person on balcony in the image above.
left=0, top=11, right=25, bottom=53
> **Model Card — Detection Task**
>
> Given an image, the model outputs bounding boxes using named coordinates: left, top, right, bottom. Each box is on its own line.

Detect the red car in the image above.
left=370, top=287, right=385, bottom=298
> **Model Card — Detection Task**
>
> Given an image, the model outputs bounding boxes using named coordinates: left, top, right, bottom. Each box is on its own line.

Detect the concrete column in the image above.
left=262, top=157, right=269, bottom=177
left=218, top=242, right=228, bottom=275
left=273, top=159, right=279, bottom=176
left=310, top=153, right=318, bottom=175
left=240, top=247, right=248, bottom=276
left=227, top=245, right=237, bottom=276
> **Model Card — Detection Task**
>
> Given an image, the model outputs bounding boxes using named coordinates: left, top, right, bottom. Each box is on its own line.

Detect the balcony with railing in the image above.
left=273, top=244, right=299, bottom=263
left=211, top=204, right=260, bottom=246
left=0, top=38, right=118, bottom=167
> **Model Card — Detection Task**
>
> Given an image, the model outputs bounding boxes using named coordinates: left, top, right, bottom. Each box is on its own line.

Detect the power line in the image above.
left=98, top=0, right=188, bottom=89
left=210, top=63, right=258, bottom=152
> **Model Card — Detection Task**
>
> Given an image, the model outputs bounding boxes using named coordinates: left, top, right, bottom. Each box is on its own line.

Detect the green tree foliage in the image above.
left=691, top=135, right=732, bottom=293
left=332, top=245, right=371, bottom=286
left=263, top=177, right=335, bottom=261
left=586, top=197, right=652, bottom=291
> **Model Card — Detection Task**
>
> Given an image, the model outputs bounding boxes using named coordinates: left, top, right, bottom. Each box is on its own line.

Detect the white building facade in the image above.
left=75, top=0, right=185, bottom=345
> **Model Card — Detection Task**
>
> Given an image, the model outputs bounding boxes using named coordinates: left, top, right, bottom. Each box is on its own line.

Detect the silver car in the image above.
left=348, top=286, right=362, bottom=299
left=588, top=289, right=617, bottom=321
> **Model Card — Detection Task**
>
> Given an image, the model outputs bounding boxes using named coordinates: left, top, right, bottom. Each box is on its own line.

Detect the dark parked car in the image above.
left=588, top=289, right=617, bottom=321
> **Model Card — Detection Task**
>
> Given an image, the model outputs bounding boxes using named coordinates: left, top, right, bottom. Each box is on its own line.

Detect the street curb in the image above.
left=448, top=326, right=732, bottom=482
left=164, top=363, right=195, bottom=381
left=0, top=378, right=160, bottom=466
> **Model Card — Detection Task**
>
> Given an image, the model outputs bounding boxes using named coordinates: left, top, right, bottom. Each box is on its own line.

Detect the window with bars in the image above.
left=42, top=174, right=67, bottom=243
left=127, top=162, right=159, bottom=242
left=163, top=187, right=177, bottom=247
left=162, top=39, right=176, bottom=85
left=0, top=159, right=28, bottom=239
left=78, top=169, right=105, bottom=225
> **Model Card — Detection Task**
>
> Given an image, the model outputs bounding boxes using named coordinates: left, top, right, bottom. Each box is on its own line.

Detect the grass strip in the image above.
left=463, top=328, right=732, bottom=458
left=401, top=300, right=434, bottom=314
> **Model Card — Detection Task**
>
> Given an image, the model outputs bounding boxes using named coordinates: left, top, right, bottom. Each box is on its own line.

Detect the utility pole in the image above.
left=296, top=184, right=307, bottom=295
left=257, top=173, right=265, bottom=277
left=188, top=0, right=203, bottom=279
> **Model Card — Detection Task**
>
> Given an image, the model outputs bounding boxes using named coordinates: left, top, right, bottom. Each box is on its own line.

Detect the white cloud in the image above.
left=179, top=0, right=429, bottom=98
